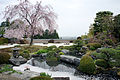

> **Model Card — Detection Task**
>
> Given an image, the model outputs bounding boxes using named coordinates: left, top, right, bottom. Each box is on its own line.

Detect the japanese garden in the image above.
left=0, top=0, right=120, bottom=80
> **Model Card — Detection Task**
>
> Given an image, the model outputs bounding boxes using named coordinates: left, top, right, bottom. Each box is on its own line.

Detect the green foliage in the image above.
left=95, top=59, right=108, bottom=68
left=20, top=50, right=30, bottom=59
left=91, top=52, right=108, bottom=60
left=74, top=40, right=84, bottom=47
left=40, top=72, right=51, bottom=78
left=36, top=49, right=48, bottom=54
left=91, top=48, right=120, bottom=67
left=46, top=57, right=58, bottom=62
left=99, top=48, right=116, bottom=57
left=30, top=72, right=52, bottom=80
left=105, top=39, right=114, bottom=45
left=30, top=76, right=53, bottom=80
left=0, top=18, right=10, bottom=37
left=23, top=50, right=29, bottom=53
left=109, top=60, right=120, bottom=67
left=47, top=51, right=56, bottom=58
left=0, top=38, right=8, bottom=45
left=0, top=64, right=22, bottom=74
left=93, top=11, right=113, bottom=35
left=116, top=45, right=120, bottom=50
left=113, top=14, right=120, bottom=41
left=59, top=46, right=74, bottom=51
left=78, top=55, right=96, bottom=74
left=87, top=43, right=101, bottom=50
left=46, top=45, right=57, bottom=51
left=34, top=29, right=59, bottom=39
left=73, top=40, right=84, bottom=51
left=59, top=52, right=64, bottom=55
left=53, top=48, right=61, bottom=53
left=0, top=53, right=10, bottom=64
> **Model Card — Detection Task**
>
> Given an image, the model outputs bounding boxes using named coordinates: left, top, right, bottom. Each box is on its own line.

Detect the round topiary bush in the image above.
left=30, top=76, right=53, bottom=80
left=0, top=53, right=10, bottom=64
left=78, top=55, right=96, bottom=74
left=95, top=59, right=108, bottom=69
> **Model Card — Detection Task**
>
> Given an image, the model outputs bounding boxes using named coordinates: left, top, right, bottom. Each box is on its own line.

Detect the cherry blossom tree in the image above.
left=4, top=0, right=57, bottom=45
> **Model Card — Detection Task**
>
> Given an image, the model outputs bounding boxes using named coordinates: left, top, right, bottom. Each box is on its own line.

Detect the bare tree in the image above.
left=4, top=0, right=57, bottom=45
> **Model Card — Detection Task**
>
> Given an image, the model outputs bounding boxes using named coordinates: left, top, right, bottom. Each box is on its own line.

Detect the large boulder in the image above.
left=9, top=56, right=27, bottom=66
left=60, top=55, right=80, bottom=66
left=74, top=58, right=80, bottom=66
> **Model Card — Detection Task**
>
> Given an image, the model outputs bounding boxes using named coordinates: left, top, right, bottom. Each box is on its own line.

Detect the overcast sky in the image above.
left=0, top=0, right=120, bottom=37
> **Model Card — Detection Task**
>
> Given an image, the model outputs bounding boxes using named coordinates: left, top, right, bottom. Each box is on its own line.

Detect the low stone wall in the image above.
left=26, top=39, right=75, bottom=43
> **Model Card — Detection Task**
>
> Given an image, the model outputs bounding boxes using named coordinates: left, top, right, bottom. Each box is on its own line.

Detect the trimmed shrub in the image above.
left=37, top=49, right=48, bottom=54
left=78, top=55, right=96, bottom=74
left=46, top=45, right=57, bottom=51
left=109, top=60, right=120, bottom=67
left=59, top=52, right=64, bottom=55
left=0, top=38, right=8, bottom=45
left=95, top=59, right=108, bottom=68
left=20, top=50, right=30, bottom=59
left=48, top=39, right=54, bottom=43
left=0, top=53, right=10, bottom=64
left=87, top=43, right=101, bottom=50
left=30, top=76, right=53, bottom=80
left=116, top=45, right=120, bottom=50
left=99, top=48, right=116, bottom=57
left=91, top=52, right=108, bottom=60
left=46, top=57, right=58, bottom=62
left=40, top=72, right=51, bottom=78
left=54, top=48, right=61, bottom=53
left=47, top=51, right=56, bottom=58
left=105, top=39, right=114, bottom=45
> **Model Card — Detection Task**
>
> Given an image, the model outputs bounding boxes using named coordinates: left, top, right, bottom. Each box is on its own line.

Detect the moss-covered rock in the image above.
left=78, top=55, right=96, bottom=74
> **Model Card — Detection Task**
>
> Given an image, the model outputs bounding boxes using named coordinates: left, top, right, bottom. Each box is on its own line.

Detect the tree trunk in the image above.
left=30, top=34, right=33, bottom=46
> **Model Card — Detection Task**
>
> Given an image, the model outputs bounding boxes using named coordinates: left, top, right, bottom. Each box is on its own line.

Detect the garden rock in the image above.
left=31, top=54, right=40, bottom=57
left=9, top=57, right=27, bottom=66
left=61, top=49, right=69, bottom=54
left=40, top=53, right=47, bottom=59
left=60, top=55, right=80, bottom=66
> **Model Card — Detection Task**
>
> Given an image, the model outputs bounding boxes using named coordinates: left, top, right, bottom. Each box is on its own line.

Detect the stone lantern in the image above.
left=12, top=48, right=21, bottom=58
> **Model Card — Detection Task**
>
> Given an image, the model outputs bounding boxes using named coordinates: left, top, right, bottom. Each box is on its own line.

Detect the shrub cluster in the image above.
left=36, top=49, right=48, bottom=54
left=91, top=48, right=120, bottom=68
left=0, top=53, right=10, bottom=64
left=0, top=38, right=8, bottom=45
left=87, top=43, right=101, bottom=50
left=19, top=50, right=30, bottom=59
left=78, top=55, right=96, bottom=74
left=95, top=59, right=108, bottom=69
